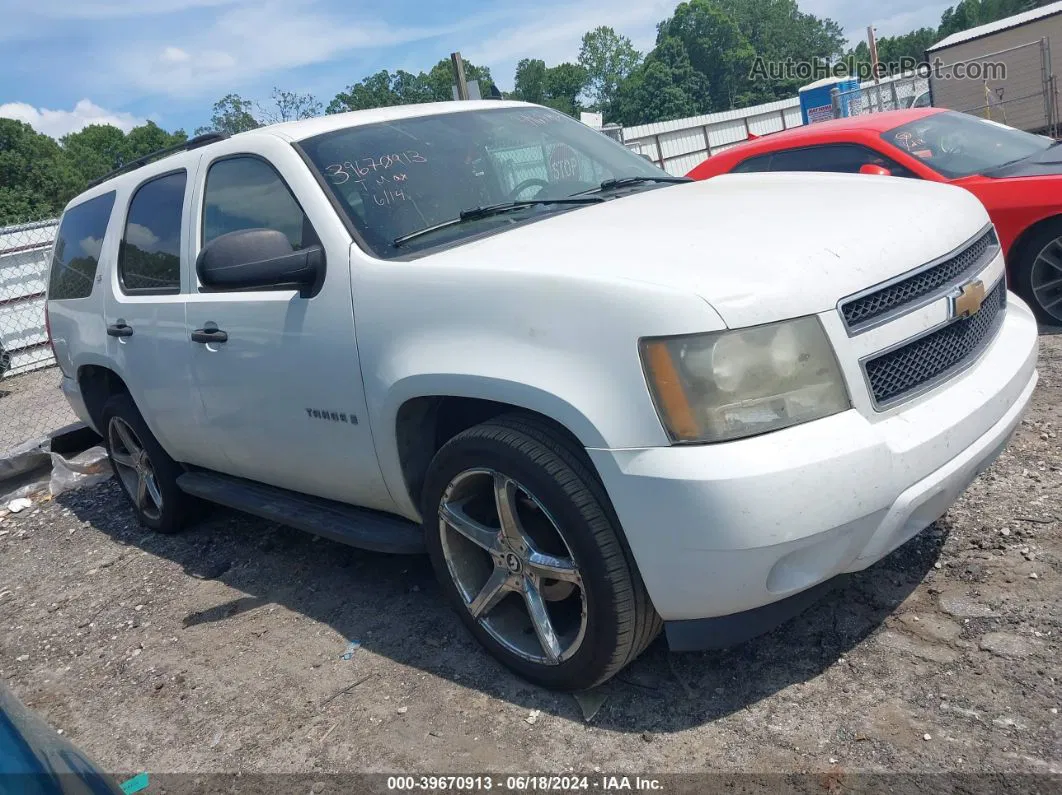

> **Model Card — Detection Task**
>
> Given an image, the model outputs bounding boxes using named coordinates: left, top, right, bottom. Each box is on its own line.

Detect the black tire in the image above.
left=1012, top=221, right=1062, bottom=326
left=422, top=413, right=661, bottom=690
left=101, top=393, right=192, bottom=534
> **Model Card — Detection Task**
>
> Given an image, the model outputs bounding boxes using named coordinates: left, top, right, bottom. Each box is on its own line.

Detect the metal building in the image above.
left=926, top=1, right=1062, bottom=134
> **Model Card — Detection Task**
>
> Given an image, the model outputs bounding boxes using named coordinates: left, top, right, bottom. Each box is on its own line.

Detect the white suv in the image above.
left=45, top=101, right=1039, bottom=690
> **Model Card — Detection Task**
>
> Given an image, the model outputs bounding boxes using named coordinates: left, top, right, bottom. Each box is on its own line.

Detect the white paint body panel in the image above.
left=46, top=104, right=1041, bottom=627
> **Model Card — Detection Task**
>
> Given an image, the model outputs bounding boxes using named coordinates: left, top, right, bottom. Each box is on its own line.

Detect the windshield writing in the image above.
left=300, top=106, right=667, bottom=258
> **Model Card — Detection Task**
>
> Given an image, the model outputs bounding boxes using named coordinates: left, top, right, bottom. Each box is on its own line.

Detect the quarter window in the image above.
left=48, top=192, right=116, bottom=300
left=731, top=153, right=774, bottom=173
left=202, top=157, right=315, bottom=251
left=120, top=171, right=186, bottom=293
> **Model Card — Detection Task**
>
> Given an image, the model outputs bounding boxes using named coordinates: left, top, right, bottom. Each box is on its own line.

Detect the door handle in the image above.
left=191, top=328, right=229, bottom=344
left=106, top=323, right=134, bottom=338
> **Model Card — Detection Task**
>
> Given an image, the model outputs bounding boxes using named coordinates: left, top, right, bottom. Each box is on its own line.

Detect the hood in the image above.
left=983, top=142, right=1062, bottom=177
left=426, top=173, right=990, bottom=328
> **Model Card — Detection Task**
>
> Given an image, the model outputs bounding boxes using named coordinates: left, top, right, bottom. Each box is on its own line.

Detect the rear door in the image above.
left=183, top=135, right=391, bottom=511
left=102, top=161, right=222, bottom=466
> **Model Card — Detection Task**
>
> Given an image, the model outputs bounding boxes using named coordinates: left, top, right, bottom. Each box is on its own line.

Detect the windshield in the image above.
left=882, top=111, right=1053, bottom=178
left=299, top=106, right=669, bottom=258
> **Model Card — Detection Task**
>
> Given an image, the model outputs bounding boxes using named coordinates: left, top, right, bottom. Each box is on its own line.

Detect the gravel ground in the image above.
left=0, top=364, right=76, bottom=453
left=0, top=335, right=1059, bottom=783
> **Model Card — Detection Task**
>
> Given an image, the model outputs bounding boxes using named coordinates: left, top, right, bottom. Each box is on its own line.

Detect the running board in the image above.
left=176, top=471, right=425, bottom=554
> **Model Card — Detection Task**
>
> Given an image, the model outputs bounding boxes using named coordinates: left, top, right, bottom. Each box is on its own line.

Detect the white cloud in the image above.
left=0, top=99, right=145, bottom=138
left=79, top=236, right=103, bottom=260
left=160, top=46, right=190, bottom=63
left=113, top=1, right=499, bottom=98
left=125, top=223, right=160, bottom=249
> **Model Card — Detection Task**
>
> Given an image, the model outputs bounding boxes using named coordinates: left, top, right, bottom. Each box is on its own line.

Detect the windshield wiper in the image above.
left=579, top=175, right=692, bottom=194
left=392, top=197, right=604, bottom=248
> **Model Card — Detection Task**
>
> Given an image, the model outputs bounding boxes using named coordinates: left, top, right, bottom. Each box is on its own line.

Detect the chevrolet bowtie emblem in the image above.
left=950, top=279, right=986, bottom=319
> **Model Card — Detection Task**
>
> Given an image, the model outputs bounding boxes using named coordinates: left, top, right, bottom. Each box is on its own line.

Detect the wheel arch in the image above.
left=77, top=364, right=131, bottom=432
left=388, top=378, right=610, bottom=520
left=1006, top=213, right=1062, bottom=266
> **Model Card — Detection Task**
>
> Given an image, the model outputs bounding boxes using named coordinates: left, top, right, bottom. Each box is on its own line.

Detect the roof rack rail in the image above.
left=85, top=131, right=229, bottom=190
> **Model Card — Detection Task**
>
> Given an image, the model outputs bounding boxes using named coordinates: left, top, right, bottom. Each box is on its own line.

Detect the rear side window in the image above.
left=48, top=192, right=116, bottom=300
left=202, top=157, right=314, bottom=251
left=120, top=171, right=186, bottom=294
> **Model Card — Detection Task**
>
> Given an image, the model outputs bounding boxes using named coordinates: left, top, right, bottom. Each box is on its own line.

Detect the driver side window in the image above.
left=768, top=144, right=918, bottom=178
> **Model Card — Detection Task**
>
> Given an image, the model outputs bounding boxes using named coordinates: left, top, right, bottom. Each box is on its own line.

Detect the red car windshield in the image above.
left=882, top=111, right=1053, bottom=178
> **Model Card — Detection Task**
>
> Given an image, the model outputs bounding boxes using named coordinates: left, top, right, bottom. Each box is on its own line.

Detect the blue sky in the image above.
left=0, top=0, right=953, bottom=138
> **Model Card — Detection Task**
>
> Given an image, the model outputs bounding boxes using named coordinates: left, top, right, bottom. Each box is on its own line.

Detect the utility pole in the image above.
left=450, top=51, right=470, bottom=101
left=867, top=25, right=885, bottom=112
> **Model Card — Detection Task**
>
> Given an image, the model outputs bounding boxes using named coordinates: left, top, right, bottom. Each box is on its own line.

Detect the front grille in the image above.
left=841, top=229, right=997, bottom=332
left=864, top=280, right=1006, bottom=408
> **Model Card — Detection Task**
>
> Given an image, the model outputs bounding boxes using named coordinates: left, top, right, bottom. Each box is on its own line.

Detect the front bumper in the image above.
left=587, top=294, right=1039, bottom=643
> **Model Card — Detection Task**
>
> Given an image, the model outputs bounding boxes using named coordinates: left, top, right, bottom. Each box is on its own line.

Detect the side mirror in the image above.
left=197, top=229, right=324, bottom=296
left=859, top=163, right=892, bottom=177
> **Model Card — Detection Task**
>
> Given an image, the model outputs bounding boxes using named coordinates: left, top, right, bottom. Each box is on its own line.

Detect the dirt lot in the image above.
left=1, top=336, right=1060, bottom=784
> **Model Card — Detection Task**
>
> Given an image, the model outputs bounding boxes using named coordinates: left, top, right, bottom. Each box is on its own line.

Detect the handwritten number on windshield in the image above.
left=325, top=151, right=427, bottom=184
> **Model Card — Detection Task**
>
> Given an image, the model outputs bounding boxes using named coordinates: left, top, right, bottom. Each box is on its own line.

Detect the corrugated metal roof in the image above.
left=928, top=0, right=1062, bottom=51
left=622, top=96, right=799, bottom=140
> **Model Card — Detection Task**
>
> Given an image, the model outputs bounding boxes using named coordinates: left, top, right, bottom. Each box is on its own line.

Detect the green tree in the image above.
left=196, top=93, right=260, bottom=135
left=122, top=121, right=187, bottom=161
left=0, top=119, right=81, bottom=224
left=579, top=26, right=642, bottom=114
left=544, top=63, right=589, bottom=116
left=327, top=70, right=402, bottom=112
left=659, top=0, right=844, bottom=109
left=423, top=58, right=494, bottom=101
left=513, top=58, right=548, bottom=104
left=260, top=88, right=323, bottom=123
left=615, top=38, right=711, bottom=125
left=392, top=70, right=434, bottom=104
left=61, top=124, right=127, bottom=185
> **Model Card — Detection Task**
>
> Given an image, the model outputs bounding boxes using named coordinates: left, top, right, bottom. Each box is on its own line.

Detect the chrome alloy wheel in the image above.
left=1032, top=235, right=1062, bottom=323
left=108, top=416, right=163, bottom=521
left=438, top=468, right=587, bottom=665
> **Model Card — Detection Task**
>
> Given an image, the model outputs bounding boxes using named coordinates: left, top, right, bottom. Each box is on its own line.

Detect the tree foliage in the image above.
left=261, top=88, right=323, bottom=124
left=511, top=59, right=588, bottom=116
left=195, top=93, right=260, bottom=136
left=326, top=58, right=494, bottom=113
left=0, top=118, right=187, bottom=225
left=578, top=27, right=642, bottom=114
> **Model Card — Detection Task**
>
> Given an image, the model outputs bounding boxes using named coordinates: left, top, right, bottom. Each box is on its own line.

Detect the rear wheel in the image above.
left=102, top=393, right=192, bottom=534
left=422, top=414, right=660, bottom=690
left=1014, top=223, right=1062, bottom=325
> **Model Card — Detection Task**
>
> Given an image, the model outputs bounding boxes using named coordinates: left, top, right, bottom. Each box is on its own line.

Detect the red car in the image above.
left=688, top=108, right=1062, bottom=324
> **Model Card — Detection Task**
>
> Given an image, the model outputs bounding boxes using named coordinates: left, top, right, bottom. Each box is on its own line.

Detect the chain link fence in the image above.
left=0, top=217, right=77, bottom=456
left=834, top=75, right=931, bottom=117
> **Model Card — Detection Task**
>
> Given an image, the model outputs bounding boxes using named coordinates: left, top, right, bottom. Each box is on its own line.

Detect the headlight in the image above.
left=640, top=317, right=850, bottom=443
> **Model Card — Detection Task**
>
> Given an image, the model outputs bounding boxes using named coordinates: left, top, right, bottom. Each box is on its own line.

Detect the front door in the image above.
left=183, top=137, right=392, bottom=512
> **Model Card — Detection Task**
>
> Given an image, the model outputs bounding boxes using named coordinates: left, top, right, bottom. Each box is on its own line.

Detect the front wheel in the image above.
left=422, top=414, right=660, bottom=690
left=1014, top=224, right=1062, bottom=325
